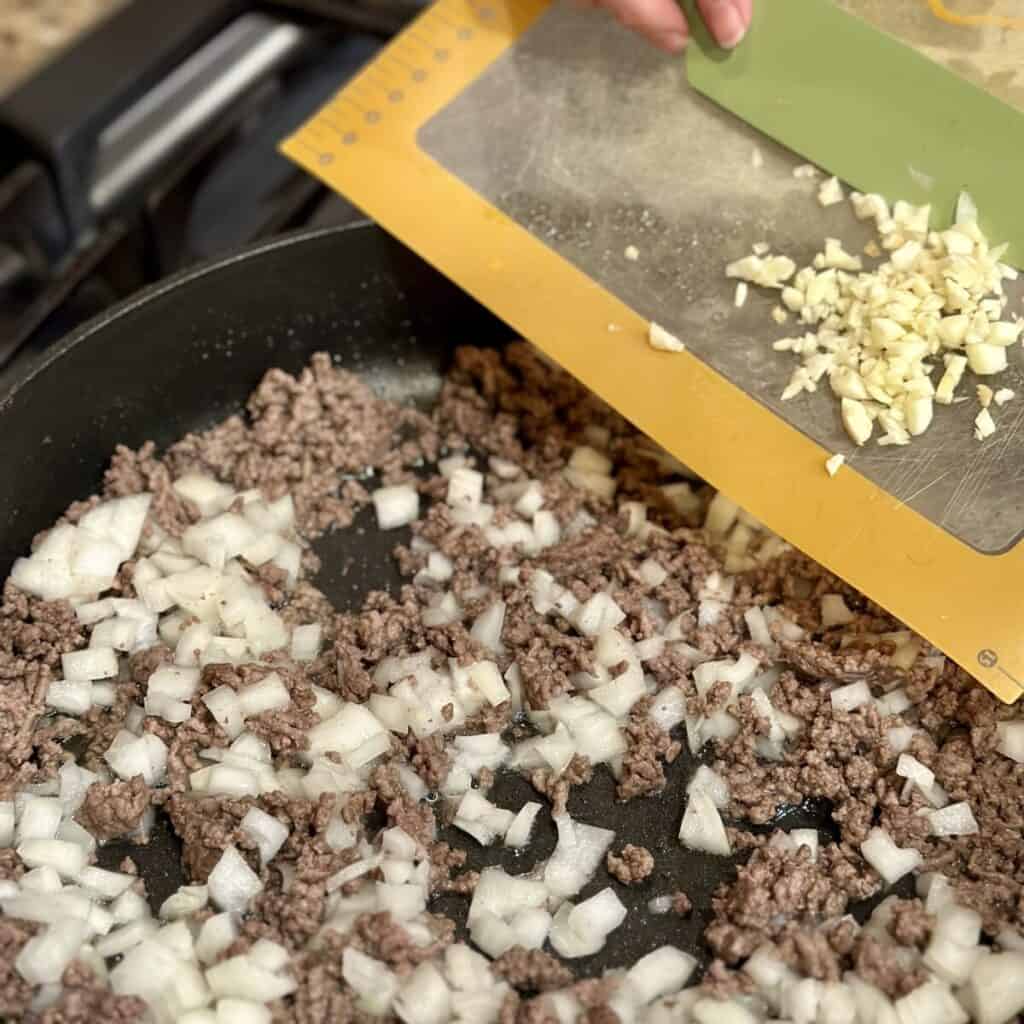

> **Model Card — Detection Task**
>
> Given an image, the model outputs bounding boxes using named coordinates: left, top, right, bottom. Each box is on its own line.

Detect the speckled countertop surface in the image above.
left=0, top=0, right=127, bottom=96
left=0, top=1, right=1022, bottom=109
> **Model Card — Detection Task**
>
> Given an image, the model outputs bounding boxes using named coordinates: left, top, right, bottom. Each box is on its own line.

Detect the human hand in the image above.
left=578, top=0, right=752, bottom=55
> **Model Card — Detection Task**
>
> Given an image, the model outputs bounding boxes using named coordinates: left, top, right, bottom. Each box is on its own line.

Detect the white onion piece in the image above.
left=208, top=845, right=263, bottom=914
left=343, top=948, right=398, bottom=1016
left=830, top=680, right=872, bottom=712
left=17, top=838, right=88, bottom=879
left=238, top=673, right=291, bottom=717
left=649, top=686, right=687, bottom=734
left=94, top=919, right=158, bottom=958
left=821, top=594, right=856, bottom=627
left=995, top=722, right=1024, bottom=764
left=687, top=766, right=730, bottom=810
left=240, top=807, right=289, bottom=865
left=470, top=602, right=506, bottom=655
left=544, top=815, right=616, bottom=900
left=206, top=955, right=296, bottom=1002
left=627, top=946, right=697, bottom=1004
left=148, top=665, right=200, bottom=701
left=550, top=889, right=626, bottom=959
left=0, top=802, right=15, bottom=846
left=393, top=962, right=451, bottom=1024
left=46, top=678, right=94, bottom=716
left=173, top=474, right=235, bottom=517
left=19, top=865, right=62, bottom=893
left=744, top=607, right=773, bottom=648
left=965, top=952, right=1024, bottom=1024
left=176, top=622, right=214, bottom=667
left=692, top=998, right=759, bottom=1024
left=373, top=485, right=419, bottom=529
left=158, top=883, right=209, bottom=921
left=468, top=868, right=548, bottom=930
left=307, top=702, right=387, bottom=760
left=743, top=944, right=798, bottom=1005
left=922, top=904, right=982, bottom=985
left=447, top=467, right=484, bottom=509
left=893, top=981, right=967, bottom=1024
left=290, top=623, right=321, bottom=662
left=444, top=944, right=492, bottom=991
left=928, top=802, right=979, bottom=837
left=504, top=802, right=542, bottom=848
left=203, top=687, right=245, bottom=740
left=216, top=999, right=271, bottom=1024
left=62, top=647, right=118, bottom=682
left=196, top=912, right=238, bottom=965
left=679, top=789, right=731, bottom=856
left=15, top=920, right=90, bottom=985
left=527, top=723, right=575, bottom=776
left=16, top=797, right=62, bottom=842
left=573, top=593, right=626, bottom=637
left=860, top=827, right=922, bottom=884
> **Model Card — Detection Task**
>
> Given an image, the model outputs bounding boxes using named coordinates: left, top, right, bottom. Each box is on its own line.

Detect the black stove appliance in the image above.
left=0, top=0, right=422, bottom=386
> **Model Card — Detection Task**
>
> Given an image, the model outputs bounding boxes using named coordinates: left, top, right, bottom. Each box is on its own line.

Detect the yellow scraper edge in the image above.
left=281, top=0, right=1024, bottom=703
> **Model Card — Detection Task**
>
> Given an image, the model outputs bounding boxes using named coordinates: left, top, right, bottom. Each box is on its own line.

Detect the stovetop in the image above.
left=0, top=0, right=423, bottom=389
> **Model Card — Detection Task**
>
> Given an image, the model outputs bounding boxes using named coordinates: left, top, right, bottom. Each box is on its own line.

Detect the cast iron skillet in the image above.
left=0, top=223, right=852, bottom=979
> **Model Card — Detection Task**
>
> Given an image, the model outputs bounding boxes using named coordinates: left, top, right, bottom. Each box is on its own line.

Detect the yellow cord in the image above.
left=927, top=0, right=1024, bottom=30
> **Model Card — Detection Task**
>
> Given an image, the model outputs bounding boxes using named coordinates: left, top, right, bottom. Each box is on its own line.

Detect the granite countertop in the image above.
left=0, top=0, right=126, bottom=96
left=0, top=2, right=1021, bottom=117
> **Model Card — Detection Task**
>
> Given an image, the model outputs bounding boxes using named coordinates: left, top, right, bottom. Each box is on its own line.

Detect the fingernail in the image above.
left=657, top=29, right=689, bottom=52
left=707, top=0, right=747, bottom=48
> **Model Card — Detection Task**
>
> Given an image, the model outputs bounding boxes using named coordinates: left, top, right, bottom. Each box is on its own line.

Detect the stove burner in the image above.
left=0, top=0, right=420, bottom=382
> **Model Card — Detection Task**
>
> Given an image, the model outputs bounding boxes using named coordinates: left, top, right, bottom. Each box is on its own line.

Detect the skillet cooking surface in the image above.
left=0, top=224, right=899, bottom=976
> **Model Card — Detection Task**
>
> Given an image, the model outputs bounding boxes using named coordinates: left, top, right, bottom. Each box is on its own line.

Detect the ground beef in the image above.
left=672, top=890, right=692, bottom=916
left=159, top=354, right=397, bottom=536
left=616, top=707, right=680, bottom=801
left=37, top=962, right=147, bottom=1024
left=492, top=948, right=573, bottom=993
left=706, top=844, right=879, bottom=963
left=404, top=733, right=449, bottom=792
left=887, top=899, right=934, bottom=947
left=75, top=777, right=151, bottom=842
left=606, top=844, right=654, bottom=885
left=0, top=918, right=38, bottom=1020
left=3, top=344, right=1019, bottom=1020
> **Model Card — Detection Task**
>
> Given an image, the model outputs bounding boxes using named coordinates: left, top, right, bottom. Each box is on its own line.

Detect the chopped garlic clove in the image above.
left=935, top=355, right=967, bottom=405
left=770, top=306, right=788, bottom=325
left=817, top=176, right=844, bottom=207
left=624, top=245, right=639, bottom=261
left=648, top=323, right=684, bottom=353
left=793, top=164, right=818, bottom=179
left=904, top=396, right=933, bottom=437
left=726, top=254, right=796, bottom=289
left=974, top=407, right=996, bottom=441
left=987, top=321, right=1022, bottom=346
left=955, top=190, right=978, bottom=226
left=977, top=385, right=993, bottom=409
left=994, top=388, right=1015, bottom=406
left=966, top=343, right=1007, bottom=376
left=841, top=398, right=873, bottom=446
left=824, top=454, right=845, bottom=477
left=830, top=368, right=868, bottom=401
left=781, top=287, right=804, bottom=312
left=851, top=192, right=890, bottom=225
left=734, top=282, right=748, bottom=309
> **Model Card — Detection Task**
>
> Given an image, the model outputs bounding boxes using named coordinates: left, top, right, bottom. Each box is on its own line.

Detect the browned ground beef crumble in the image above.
left=0, top=346, right=1022, bottom=1022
